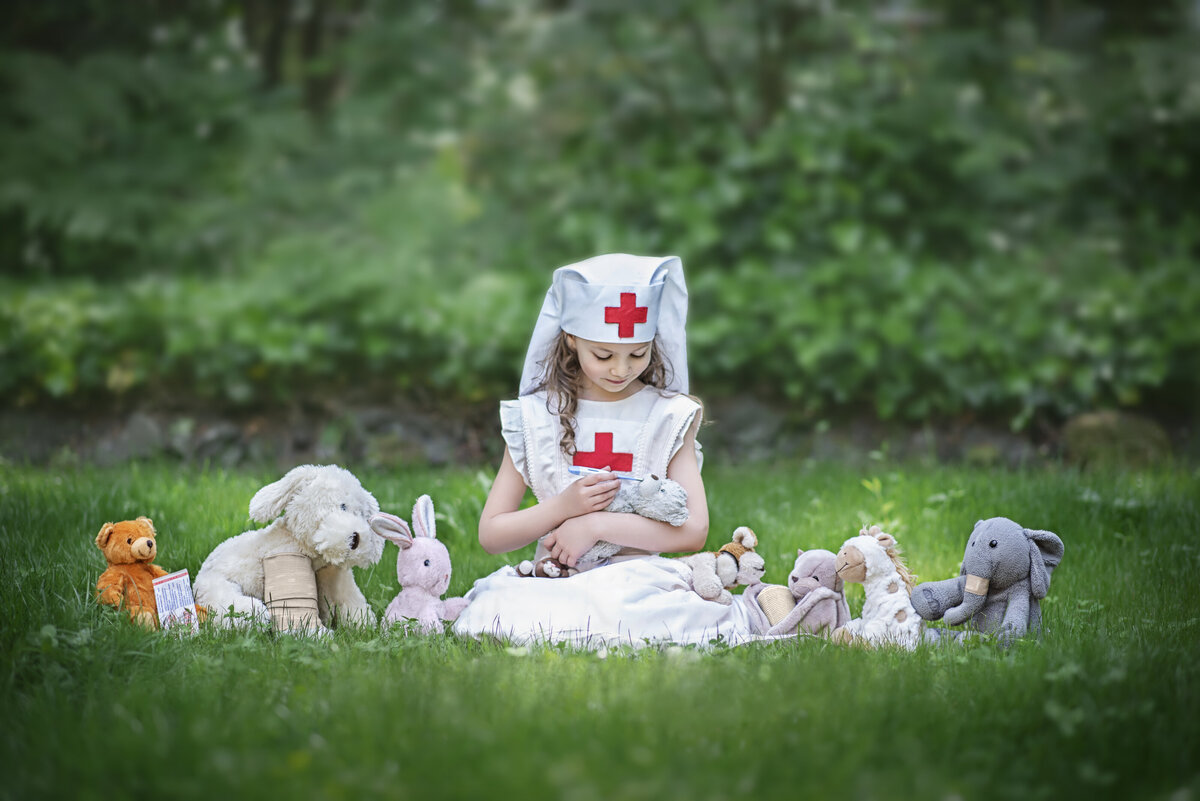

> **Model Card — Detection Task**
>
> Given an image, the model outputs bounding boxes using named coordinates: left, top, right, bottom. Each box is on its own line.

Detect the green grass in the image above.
left=2, top=459, right=1198, bottom=801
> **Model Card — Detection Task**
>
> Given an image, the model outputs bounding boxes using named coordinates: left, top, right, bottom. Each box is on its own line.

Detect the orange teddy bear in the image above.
left=95, top=517, right=170, bottom=628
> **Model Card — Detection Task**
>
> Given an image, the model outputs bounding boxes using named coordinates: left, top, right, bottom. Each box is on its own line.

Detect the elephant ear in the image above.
left=1025, top=528, right=1064, bottom=599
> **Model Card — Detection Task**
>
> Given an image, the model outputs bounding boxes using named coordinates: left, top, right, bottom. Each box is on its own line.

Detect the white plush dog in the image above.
left=195, top=464, right=385, bottom=628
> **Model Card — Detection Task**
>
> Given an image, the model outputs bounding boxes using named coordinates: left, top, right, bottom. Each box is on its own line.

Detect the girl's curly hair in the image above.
left=534, top=331, right=674, bottom=457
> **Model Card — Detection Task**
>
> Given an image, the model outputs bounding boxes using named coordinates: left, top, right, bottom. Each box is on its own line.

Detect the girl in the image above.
left=452, top=254, right=762, bottom=647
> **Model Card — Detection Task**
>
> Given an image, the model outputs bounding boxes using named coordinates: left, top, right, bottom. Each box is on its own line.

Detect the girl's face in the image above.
left=567, top=335, right=652, bottom=401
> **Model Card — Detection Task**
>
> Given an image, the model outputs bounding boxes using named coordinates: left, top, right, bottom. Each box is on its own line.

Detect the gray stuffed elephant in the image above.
left=910, top=517, right=1064, bottom=643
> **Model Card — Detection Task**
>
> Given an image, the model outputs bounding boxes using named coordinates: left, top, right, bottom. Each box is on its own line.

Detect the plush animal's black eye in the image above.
left=989, top=540, right=998, bottom=548
left=127, top=538, right=132, bottom=545
left=423, top=559, right=431, bottom=567
left=341, top=503, right=347, bottom=511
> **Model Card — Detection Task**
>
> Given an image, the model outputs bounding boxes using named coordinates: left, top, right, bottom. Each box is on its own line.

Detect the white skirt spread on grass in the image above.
left=452, top=556, right=764, bottom=648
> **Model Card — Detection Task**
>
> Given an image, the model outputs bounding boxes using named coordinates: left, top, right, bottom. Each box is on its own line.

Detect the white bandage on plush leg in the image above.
left=264, top=552, right=320, bottom=631
left=757, top=584, right=797, bottom=628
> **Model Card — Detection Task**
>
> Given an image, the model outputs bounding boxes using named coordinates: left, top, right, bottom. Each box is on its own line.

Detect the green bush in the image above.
left=4, top=232, right=1196, bottom=426
left=689, top=243, right=1198, bottom=426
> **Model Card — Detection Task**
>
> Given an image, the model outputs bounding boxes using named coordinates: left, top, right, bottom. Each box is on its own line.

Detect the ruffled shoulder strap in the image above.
left=643, top=393, right=703, bottom=477
left=499, top=399, right=530, bottom=485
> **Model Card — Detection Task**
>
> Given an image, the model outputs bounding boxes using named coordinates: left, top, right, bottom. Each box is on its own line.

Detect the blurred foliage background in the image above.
left=1, top=0, right=1197, bottom=431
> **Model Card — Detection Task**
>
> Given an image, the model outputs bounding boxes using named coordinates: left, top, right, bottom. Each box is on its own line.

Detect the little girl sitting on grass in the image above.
left=452, top=253, right=762, bottom=647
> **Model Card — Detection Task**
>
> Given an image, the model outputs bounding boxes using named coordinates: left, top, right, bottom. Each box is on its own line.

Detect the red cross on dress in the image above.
left=572, top=432, right=634, bottom=472
left=604, top=293, right=648, bottom=339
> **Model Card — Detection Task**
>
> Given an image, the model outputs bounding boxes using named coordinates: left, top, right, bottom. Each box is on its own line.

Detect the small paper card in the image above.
left=153, top=569, right=200, bottom=633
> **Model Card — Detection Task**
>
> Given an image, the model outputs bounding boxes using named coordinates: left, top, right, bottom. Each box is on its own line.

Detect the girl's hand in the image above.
left=544, top=515, right=603, bottom=568
left=553, top=468, right=620, bottom=520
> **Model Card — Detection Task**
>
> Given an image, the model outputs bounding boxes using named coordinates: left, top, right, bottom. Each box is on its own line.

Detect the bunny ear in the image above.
left=370, top=512, right=413, bottom=549
left=412, top=494, right=437, bottom=539
left=249, top=465, right=320, bottom=523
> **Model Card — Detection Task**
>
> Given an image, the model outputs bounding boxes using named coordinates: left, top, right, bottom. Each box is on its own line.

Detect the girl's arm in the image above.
left=546, top=424, right=709, bottom=566
left=477, top=447, right=621, bottom=555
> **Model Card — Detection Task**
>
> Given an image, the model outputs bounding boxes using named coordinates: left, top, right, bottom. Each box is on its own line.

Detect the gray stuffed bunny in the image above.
left=911, top=517, right=1064, bottom=643
left=517, top=473, right=688, bottom=578
left=606, top=473, right=689, bottom=526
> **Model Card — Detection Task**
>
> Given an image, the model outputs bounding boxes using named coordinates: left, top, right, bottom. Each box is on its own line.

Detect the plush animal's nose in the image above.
left=350, top=533, right=360, bottom=550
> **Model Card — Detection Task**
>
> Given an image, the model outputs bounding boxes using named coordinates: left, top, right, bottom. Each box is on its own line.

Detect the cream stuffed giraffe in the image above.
left=833, top=525, right=922, bottom=649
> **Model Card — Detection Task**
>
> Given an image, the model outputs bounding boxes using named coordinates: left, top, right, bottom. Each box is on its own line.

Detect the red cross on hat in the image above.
left=604, top=293, right=648, bottom=339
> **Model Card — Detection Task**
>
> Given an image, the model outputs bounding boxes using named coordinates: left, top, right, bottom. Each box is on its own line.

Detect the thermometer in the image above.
left=567, top=465, right=643, bottom=481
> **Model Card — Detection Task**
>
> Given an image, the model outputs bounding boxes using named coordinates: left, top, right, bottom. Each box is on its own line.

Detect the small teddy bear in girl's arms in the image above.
left=674, top=526, right=766, bottom=605
left=604, top=471, right=689, bottom=526
left=516, top=471, right=689, bottom=578
left=371, top=495, right=469, bottom=633
left=95, top=517, right=194, bottom=629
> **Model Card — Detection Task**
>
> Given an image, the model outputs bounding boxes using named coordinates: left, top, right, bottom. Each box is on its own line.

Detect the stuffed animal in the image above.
left=833, top=525, right=923, bottom=649
left=95, top=517, right=169, bottom=628
left=910, top=517, right=1064, bottom=643
left=763, top=548, right=851, bottom=636
left=194, top=464, right=385, bottom=629
left=607, top=472, right=689, bottom=525
left=674, top=526, right=766, bottom=605
left=518, top=555, right=573, bottom=578
left=370, top=495, right=469, bottom=633
left=516, top=473, right=689, bottom=578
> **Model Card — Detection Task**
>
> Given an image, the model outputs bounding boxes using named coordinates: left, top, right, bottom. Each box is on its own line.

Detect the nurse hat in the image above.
left=518, top=253, right=689, bottom=396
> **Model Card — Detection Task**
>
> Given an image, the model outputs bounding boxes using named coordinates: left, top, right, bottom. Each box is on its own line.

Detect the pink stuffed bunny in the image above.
left=369, top=495, right=469, bottom=633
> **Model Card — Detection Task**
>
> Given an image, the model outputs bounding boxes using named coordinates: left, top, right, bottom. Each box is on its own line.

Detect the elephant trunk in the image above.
left=942, top=575, right=989, bottom=626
